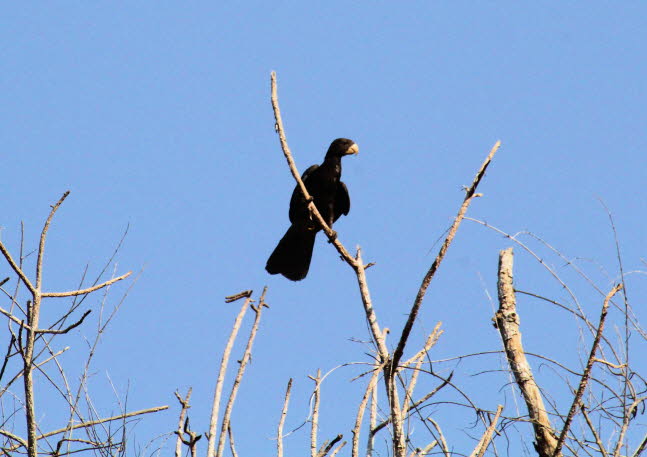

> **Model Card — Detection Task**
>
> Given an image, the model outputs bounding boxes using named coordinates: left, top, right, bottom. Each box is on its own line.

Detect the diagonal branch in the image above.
left=392, top=141, right=500, bottom=371
left=215, top=288, right=268, bottom=457
left=468, top=405, right=503, bottom=457
left=277, top=378, right=292, bottom=457
left=0, top=242, right=35, bottom=294
left=206, top=290, right=253, bottom=457
left=42, top=272, right=132, bottom=297
left=495, top=247, right=559, bottom=457
left=36, top=310, right=91, bottom=334
left=553, top=283, right=623, bottom=456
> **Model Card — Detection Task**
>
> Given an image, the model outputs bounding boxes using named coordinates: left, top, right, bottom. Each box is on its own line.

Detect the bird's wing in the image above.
left=334, top=181, right=351, bottom=222
left=289, top=164, right=319, bottom=223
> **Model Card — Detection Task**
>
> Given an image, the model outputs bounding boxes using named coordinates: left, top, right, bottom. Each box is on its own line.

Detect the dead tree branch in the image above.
left=206, top=290, right=253, bottom=457
left=393, top=140, right=500, bottom=371
left=215, top=288, right=268, bottom=457
left=468, top=405, right=503, bottom=457
left=277, top=378, right=292, bottom=457
left=495, top=247, right=559, bottom=457
left=174, top=388, right=192, bottom=457
left=553, top=284, right=623, bottom=456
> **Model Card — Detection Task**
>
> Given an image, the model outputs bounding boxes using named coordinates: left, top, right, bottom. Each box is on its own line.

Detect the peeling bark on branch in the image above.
left=495, top=248, right=560, bottom=457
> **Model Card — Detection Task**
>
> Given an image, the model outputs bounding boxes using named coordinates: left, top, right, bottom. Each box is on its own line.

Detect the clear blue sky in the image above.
left=1, top=3, right=645, bottom=456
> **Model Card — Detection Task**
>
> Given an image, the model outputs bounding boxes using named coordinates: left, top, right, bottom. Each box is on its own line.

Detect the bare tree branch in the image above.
left=495, top=247, right=559, bottom=457
left=469, top=405, right=503, bottom=457
left=277, top=378, right=292, bottom=457
left=36, top=310, right=91, bottom=334
left=0, top=242, right=35, bottom=294
left=216, top=288, right=268, bottom=457
left=392, top=140, right=500, bottom=372
left=554, top=284, right=623, bottom=456
left=206, top=290, right=253, bottom=457
left=174, top=388, right=192, bottom=457
left=310, top=369, right=322, bottom=457
left=41, top=272, right=132, bottom=297
left=317, top=434, right=343, bottom=457
left=352, top=366, right=381, bottom=457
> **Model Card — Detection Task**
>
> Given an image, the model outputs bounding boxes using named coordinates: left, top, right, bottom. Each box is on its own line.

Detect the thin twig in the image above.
left=0, top=242, right=35, bottom=294
left=580, top=404, right=608, bottom=457
left=228, top=424, right=238, bottom=457
left=553, top=284, right=623, bottom=457
left=469, top=405, right=503, bottom=457
left=330, top=440, right=347, bottom=457
left=392, top=141, right=500, bottom=371
left=427, top=418, right=450, bottom=457
left=352, top=366, right=381, bottom=457
left=206, top=290, right=253, bottom=457
left=36, top=310, right=91, bottom=334
left=42, top=272, right=132, bottom=297
left=277, top=378, right=292, bottom=457
left=403, top=324, right=442, bottom=414
left=310, top=369, right=322, bottom=457
left=216, top=288, right=268, bottom=457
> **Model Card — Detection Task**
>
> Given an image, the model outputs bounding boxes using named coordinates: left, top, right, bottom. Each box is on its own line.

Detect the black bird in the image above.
left=266, top=138, right=359, bottom=281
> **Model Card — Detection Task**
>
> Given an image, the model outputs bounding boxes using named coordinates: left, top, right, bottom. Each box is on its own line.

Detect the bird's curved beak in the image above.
left=345, top=143, right=359, bottom=155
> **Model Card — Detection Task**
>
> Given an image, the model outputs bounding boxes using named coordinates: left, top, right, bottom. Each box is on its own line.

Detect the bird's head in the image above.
left=326, top=138, right=359, bottom=158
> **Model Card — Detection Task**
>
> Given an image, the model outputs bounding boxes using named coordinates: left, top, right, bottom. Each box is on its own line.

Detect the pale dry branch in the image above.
left=277, top=378, right=292, bottom=457
left=632, top=435, right=647, bottom=457
left=228, top=424, right=238, bottom=457
left=174, top=388, right=192, bottom=457
left=372, top=373, right=453, bottom=436
left=176, top=416, right=201, bottom=457
left=613, top=396, right=647, bottom=457
left=215, top=288, right=268, bottom=457
left=0, top=306, right=32, bottom=329
left=553, top=283, right=623, bottom=456
left=403, top=324, right=442, bottom=414
left=392, top=140, right=500, bottom=372
left=206, top=290, right=253, bottom=457
left=0, top=429, right=28, bottom=448
left=352, top=366, right=381, bottom=457
left=0, top=241, right=35, bottom=294
left=330, top=440, right=347, bottom=457
left=310, top=369, right=322, bottom=457
left=495, top=248, right=559, bottom=457
left=468, top=405, right=503, bottom=457
left=41, top=272, right=132, bottom=297
left=36, top=191, right=70, bottom=291
left=1, top=406, right=169, bottom=455
left=410, top=441, right=438, bottom=457
left=427, top=418, right=450, bottom=457
left=367, top=378, right=378, bottom=456
left=580, top=404, right=608, bottom=457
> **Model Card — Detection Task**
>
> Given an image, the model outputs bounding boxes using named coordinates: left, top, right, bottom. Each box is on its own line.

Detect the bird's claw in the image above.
left=328, top=230, right=338, bottom=243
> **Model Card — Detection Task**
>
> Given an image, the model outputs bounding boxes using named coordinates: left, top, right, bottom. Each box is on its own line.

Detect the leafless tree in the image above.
left=0, top=192, right=167, bottom=457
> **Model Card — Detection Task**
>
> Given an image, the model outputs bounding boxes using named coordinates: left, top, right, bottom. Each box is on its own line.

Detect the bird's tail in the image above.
left=265, top=224, right=317, bottom=281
